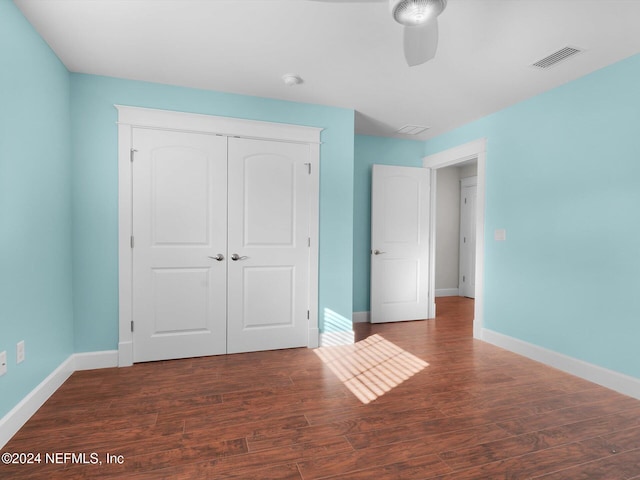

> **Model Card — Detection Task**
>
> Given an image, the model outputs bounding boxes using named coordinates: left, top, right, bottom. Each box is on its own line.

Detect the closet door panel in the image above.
left=131, top=129, right=228, bottom=362
left=227, top=138, right=310, bottom=353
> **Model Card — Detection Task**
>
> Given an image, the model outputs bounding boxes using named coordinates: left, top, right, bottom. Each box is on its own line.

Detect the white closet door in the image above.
left=226, top=138, right=311, bottom=354
left=132, top=128, right=228, bottom=362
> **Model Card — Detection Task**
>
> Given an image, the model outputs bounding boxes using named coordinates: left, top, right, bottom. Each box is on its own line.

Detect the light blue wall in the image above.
left=70, top=74, right=355, bottom=350
left=352, top=135, right=426, bottom=313
left=0, top=0, right=74, bottom=418
left=424, top=53, right=640, bottom=379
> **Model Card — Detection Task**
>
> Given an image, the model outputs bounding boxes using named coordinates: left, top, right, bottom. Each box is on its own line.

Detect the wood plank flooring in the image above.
left=2, top=296, right=640, bottom=479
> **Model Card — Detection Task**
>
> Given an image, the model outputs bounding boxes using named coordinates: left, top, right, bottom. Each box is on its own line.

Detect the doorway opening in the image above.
left=423, top=139, right=486, bottom=339
left=432, top=162, right=477, bottom=299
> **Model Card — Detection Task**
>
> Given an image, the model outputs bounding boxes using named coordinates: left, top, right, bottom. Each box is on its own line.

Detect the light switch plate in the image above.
left=494, top=229, right=506, bottom=241
left=17, top=340, right=25, bottom=364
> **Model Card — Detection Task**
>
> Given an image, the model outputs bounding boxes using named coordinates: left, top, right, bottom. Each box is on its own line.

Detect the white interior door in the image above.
left=370, top=165, right=430, bottom=323
left=226, top=138, right=311, bottom=353
left=132, top=128, right=228, bottom=362
left=459, top=177, right=477, bottom=298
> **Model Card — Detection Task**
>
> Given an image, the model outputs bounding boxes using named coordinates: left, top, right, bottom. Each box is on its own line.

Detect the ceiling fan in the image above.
left=310, top=0, right=447, bottom=66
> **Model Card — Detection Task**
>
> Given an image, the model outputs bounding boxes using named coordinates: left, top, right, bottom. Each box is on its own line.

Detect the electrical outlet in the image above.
left=17, top=341, right=25, bottom=364
left=0, top=351, right=6, bottom=376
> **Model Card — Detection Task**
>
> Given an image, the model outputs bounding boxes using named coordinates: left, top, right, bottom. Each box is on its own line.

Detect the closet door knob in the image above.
left=373, top=249, right=386, bottom=255
left=208, top=254, right=224, bottom=261
left=231, top=253, right=248, bottom=261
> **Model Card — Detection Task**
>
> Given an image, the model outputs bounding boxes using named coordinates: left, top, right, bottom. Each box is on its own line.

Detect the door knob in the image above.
left=231, top=253, right=248, bottom=261
left=373, top=249, right=386, bottom=255
left=208, top=254, right=224, bottom=261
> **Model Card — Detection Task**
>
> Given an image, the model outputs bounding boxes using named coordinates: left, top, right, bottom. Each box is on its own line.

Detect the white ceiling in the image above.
left=14, top=0, right=640, bottom=140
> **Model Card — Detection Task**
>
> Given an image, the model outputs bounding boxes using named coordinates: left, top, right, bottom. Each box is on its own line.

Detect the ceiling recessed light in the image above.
left=282, top=74, right=303, bottom=86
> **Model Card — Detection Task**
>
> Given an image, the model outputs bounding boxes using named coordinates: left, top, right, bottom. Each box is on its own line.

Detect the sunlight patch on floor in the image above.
left=314, top=334, right=429, bottom=404
left=321, top=308, right=356, bottom=346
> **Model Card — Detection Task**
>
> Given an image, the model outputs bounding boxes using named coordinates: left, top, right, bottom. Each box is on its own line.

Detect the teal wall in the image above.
left=352, top=135, right=426, bottom=312
left=424, top=53, right=640, bottom=379
left=0, top=0, right=74, bottom=418
left=70, top=74, right=355, bottom=351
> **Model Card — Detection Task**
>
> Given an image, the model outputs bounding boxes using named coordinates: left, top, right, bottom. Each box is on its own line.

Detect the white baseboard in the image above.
left=482, top=328, right=640, bottom=400
left=0, top=356, right=75, bottom=449
left=0, top=350, right=119, bottom=449
left=320, top=330, right=355, bottom=347
left=435, top=288, right=459, bottom=297
left=74, top=350, right=119, bottom=371
left=352, top=311, right=370, bottom=323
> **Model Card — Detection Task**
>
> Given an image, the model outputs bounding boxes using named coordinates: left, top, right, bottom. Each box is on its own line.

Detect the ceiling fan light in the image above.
left=392, top=0, right=446, bottom=27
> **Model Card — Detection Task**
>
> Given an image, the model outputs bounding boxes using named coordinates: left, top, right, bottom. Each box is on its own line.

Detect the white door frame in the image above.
left=423, top=138, right=486, bottom=339
left=115, top=105, right=322, bottom=366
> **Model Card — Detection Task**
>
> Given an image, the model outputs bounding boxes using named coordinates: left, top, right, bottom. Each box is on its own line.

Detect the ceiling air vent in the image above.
left=396, top=125, right=430, bottom=135
left=532, top=46, right=583, bottom=69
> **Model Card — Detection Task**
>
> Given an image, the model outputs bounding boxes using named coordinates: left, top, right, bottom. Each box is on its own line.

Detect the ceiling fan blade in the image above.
left=403, top=18, right=438, bottom=67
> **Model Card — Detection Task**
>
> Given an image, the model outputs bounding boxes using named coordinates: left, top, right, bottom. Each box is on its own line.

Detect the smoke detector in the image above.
left=282, top=74, right=303, bottom=86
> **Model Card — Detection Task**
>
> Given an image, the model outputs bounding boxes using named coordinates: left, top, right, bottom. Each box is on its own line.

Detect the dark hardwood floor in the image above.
left=2, top=296, right=640, bottom=479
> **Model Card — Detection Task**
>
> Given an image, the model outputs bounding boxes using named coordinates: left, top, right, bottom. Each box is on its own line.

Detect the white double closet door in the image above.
left=131, top=128, right=311, bottom=362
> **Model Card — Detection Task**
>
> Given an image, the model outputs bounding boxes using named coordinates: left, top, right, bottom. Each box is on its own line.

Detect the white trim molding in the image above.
left=352, top=311, right=371, bottom=323
left=308, top=328, right=320, bottom=349
left=74, top=350, right=119, bottom=371
left=483, top=329, right=640, bottom=400
left=115, top=105, right=323, bottom=144
left=116, top=105, right=322, bottom=364
left=117, top=117, right=134, bottom=367
left=460, top=176, right=477, bottom=188
left=423, top=138, right=487, bottom=339
left=307, top=142, right=321, bottom=348
left=0, top=357, right=74, bottom=449
left=0, top=350, right=118, bottom=449
left=435, top=288, right=460, bottom=297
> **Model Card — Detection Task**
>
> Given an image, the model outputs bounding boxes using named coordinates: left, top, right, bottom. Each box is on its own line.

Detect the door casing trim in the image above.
left=116, top=105, right=322, bottom=366
left=423, top=138, right=486, bottom=339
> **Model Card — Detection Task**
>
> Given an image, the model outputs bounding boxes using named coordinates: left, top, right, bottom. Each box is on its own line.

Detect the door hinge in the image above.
left=130, top=236, right=135, bottom=248
left=464, top=198, right=467, bottom=204
left=130, top=321, right=134, bottom=332
left=307, top=310, right=310, bottom=320
left=304, top=162, right=311, bottom=175
left=463, top=275, right=466, bottom=283
left=130, top=148, right=137, bottom=162
left=308, top=237, right=311, bottom=247
left=463, top=237, right=466, bottom=244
